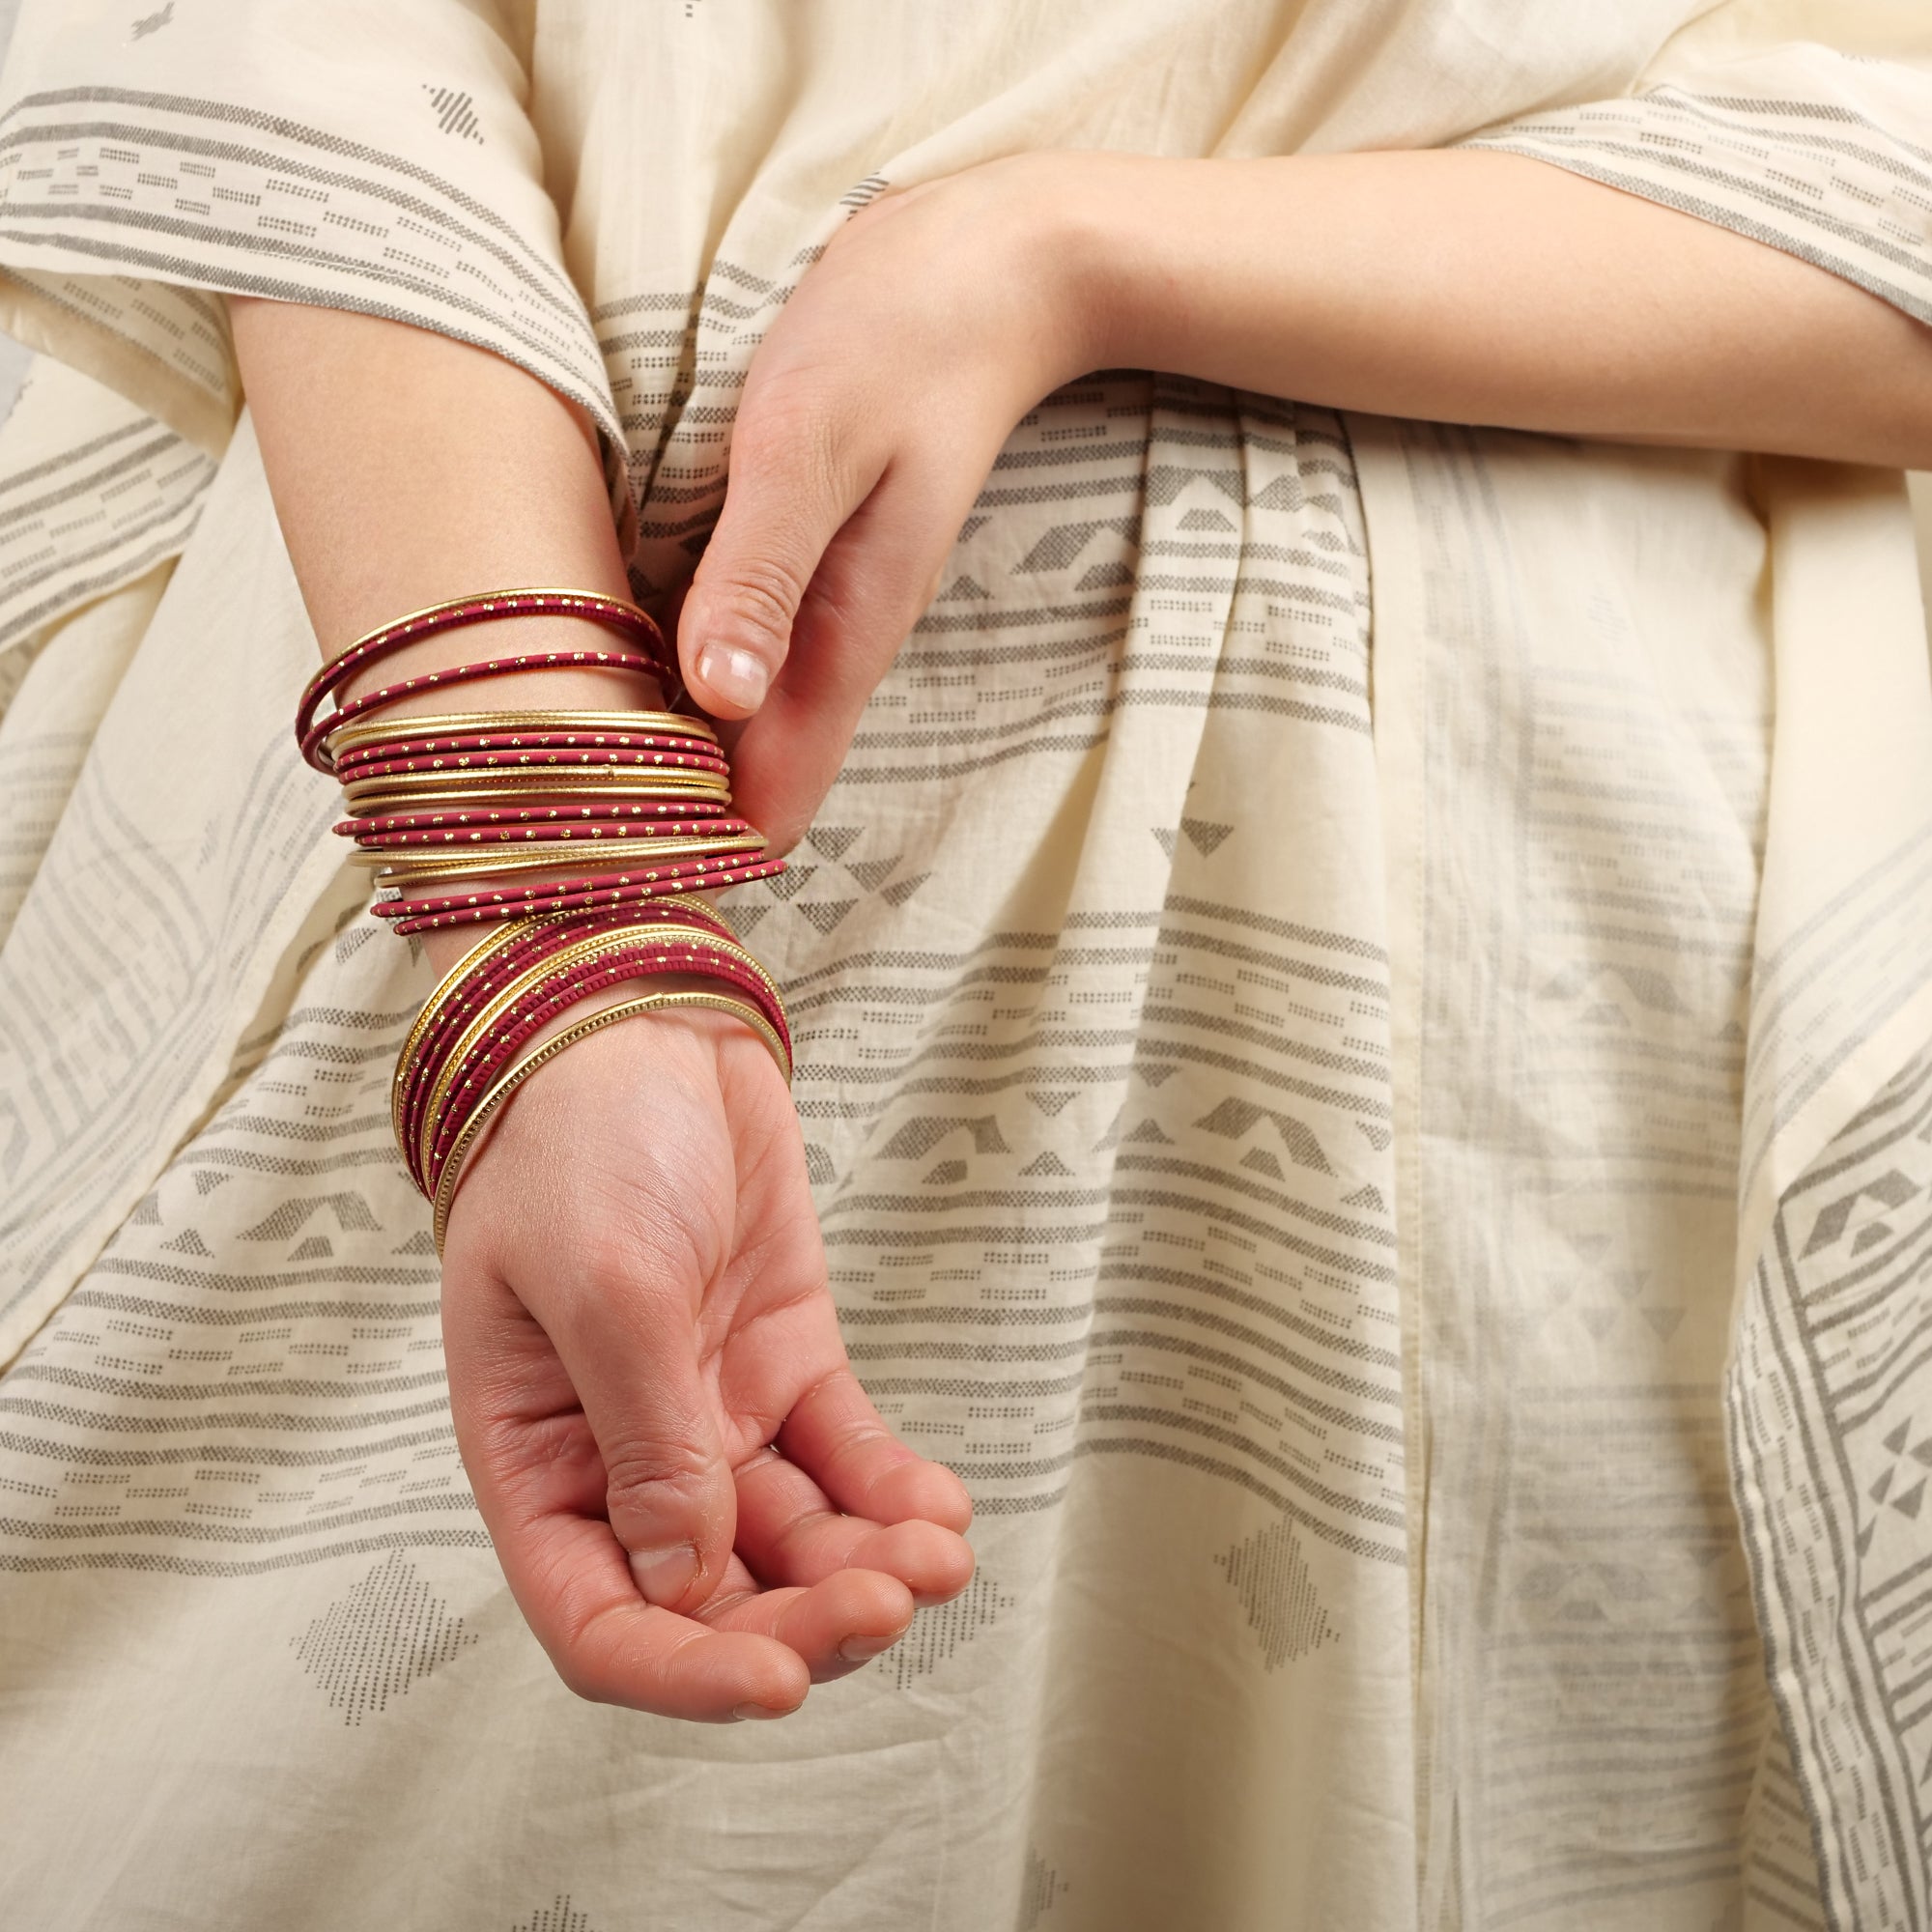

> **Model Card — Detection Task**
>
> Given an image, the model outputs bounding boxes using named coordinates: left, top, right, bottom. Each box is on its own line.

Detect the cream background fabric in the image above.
left=0, top=4, right=1929, bottom=1927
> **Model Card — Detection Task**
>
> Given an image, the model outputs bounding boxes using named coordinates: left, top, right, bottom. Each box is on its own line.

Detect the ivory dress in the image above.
left=1, top=3, right=1930, bottom=1927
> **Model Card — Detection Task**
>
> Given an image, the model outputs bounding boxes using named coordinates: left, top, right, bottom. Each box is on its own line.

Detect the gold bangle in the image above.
left=413, top=921, right=773, bottom=1179
left=431, top=988, right=792, bottom=1252
left=361, top=834, right=765, bottom=884
left=343, top=764, right=729, bottom=801
left=388, top=915, right=537, bottom=1153
left=326, top=707, right=716, bottom=757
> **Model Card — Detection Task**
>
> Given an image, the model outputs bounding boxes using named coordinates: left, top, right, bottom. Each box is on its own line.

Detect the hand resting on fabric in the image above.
left=231, top=299, right=974, bottom=1724
left=439, top=997, right=975, bottom=1721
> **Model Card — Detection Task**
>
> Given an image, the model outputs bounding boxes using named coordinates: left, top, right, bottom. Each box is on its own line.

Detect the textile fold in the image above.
left=1, top=4, right=1930, bottom=1927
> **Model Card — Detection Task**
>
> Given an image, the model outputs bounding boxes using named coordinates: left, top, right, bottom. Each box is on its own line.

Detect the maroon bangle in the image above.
left=334, top=726, right=718, bottom=763
left=398, top=908, right=741, bottom=1179
left=336, top=750, right=729, bottom=784
left=419, top=948, right=788, bottom=1192
left=296, top=589, right=675, bottom=770
left=303, top=649, right=668, bottom=772
left=421, top=944, right=784, bottom=1184
left=340, top=800, right=735, bottom=836
left=335, top=749, right=724, bottom=787
left=374, top=857, right=786, bottom=934
left=345, top=815, right=753, bottom=853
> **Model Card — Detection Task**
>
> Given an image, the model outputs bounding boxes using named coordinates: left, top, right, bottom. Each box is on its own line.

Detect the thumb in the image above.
left=560, top=1286, right=740, bottom=1616
left=677, top=400, right=880, bottom=719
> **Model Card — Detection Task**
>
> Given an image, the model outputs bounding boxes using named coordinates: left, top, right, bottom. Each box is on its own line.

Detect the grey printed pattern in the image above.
left=0, top=14, right=1929, bottom=1930
left=0, top=85, right=617, bottom=449
left=1392, top=417, right=1797, bottom=1929
left=0, top=921, right=473, bottom=1575
left=292, top=1548, right=478, bottom=1721
left=1732, top=1050, right=1932, bottom=1927
left=0, top=364, right=211, bottom=655
left=1463, top=52, right=1932, bottom=324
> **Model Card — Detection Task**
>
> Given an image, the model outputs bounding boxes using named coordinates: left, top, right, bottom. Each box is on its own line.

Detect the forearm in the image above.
left=231, top=298, right=661, bottom=971
left=1060, top=148, right=1932, bottom=469
left=233, top=299, right=639, bottom=658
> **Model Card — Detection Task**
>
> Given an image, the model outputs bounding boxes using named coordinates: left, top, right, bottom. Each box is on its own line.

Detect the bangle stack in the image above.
left=296, top=588, right=790, bottom=1248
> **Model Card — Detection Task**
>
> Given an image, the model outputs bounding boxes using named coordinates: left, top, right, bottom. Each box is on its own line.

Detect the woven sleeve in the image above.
left=1462, top=43, right=1932, bottom=327
left=0, top=0, right=615, bottom=456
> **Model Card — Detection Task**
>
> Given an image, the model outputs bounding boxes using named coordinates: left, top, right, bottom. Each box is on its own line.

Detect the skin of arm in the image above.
left=231, top=298, right=979, bottom=1726
left=679, top=148, right=1932, bottom=849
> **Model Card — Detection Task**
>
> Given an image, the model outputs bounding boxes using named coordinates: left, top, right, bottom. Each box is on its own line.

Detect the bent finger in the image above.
left=702, top=1563, right=917, bottom=1683
left=733, top=1445, right=976, bottom=1606
left=777, top=1367, right=976, bottom=1531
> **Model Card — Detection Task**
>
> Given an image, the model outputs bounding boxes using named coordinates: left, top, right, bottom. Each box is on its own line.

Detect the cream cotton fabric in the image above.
left=1, top=3, right=1931, bottom=1927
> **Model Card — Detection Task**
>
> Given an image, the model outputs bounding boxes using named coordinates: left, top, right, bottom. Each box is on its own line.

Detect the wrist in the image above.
left=1000, top=152, right=1134, bottom=390
left=928, top=152, right=1139, bottom=400
left=1022, top=151, right=1208, bottom=379
left=1035, top=152, right=1281, bottom=383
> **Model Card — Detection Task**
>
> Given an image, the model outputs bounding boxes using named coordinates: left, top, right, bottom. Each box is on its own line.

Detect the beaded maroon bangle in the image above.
left=420, top=945, right=787, bottom=1193
left=334, top=724, right=717, bottom=757
left=296, top=588, right=675, bottom=772
left=372, top=856, right=787, bottom=934
left=342, top=800, right=736, bottom=835
left=305, top=589, right=791, bottom=1225
left=345, top=814, right=753, bottom=853
left=336, top=749, right=731, bottom=786
left=304, top=647, right=674, bottom=771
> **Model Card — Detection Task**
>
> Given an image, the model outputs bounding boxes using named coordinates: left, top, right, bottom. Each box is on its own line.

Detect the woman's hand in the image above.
left=677, top=155, right=1103, bottom=853
left=234, top=301, right=978, bottom=1721
left=684, top=146, right=1932, bottom=848
left=439, top=1004, right=976, bottom=1721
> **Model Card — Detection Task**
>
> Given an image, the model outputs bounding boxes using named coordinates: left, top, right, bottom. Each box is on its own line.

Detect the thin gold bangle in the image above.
left=327, top=707, right=715, bottom=756
left=413, top=921, right=777, bottom=1179
left=343, top=765, right=729, bottom=802
left=362, top=835, right=764, bottom=885
left=431, top=989, right=792, bottom=1252
left=388, top=915, right=536, bottom=1152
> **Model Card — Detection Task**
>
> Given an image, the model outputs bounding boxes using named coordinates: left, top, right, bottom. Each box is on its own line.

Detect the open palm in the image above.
left=439, top=1005, right=975, bottom=1722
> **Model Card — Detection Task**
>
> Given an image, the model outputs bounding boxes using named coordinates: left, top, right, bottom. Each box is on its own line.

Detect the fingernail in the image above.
left=630, top=1542, right=698, bottom=1606
left=732, top=1701, right=789, bottom=1721
left=837, top=1633, right=899, bottom=1664
left=696, top=643, right=770, bottom=710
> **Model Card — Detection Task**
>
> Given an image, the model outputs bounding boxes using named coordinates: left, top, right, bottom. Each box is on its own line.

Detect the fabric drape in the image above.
left=1, top=4, right=1930, bottom=1926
